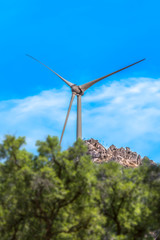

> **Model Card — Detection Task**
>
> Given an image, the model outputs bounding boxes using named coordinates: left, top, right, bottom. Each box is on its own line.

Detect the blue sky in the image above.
left=0, top=0, right=160, bottom=162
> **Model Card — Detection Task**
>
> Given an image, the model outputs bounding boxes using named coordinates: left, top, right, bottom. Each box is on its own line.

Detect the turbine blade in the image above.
left=26, top=54, right=74, bottom=87
left=60, top=93, right=76, bottom=145
left=80, top=58, right=145, bottom=91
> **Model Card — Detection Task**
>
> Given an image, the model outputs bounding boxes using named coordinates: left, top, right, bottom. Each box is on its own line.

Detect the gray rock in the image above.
left=85, top=139, right=144, bottom=167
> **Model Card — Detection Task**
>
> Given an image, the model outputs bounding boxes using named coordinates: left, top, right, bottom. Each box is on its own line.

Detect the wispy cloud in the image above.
left=0, top=77, right=160, bottom=162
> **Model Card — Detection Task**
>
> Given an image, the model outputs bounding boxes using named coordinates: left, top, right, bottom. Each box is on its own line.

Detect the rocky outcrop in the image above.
left=85, top=138, right=143, bottom=167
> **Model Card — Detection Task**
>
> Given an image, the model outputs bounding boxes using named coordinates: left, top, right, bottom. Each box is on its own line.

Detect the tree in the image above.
left=0, top=135, right=160, bottom=240
left=0, top=135, right=103, bottom=240
left=97, top=161, right=160, bottom=240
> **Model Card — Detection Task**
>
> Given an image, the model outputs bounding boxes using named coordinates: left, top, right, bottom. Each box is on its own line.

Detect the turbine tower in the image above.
left=26, top=55, right=145, bottom=145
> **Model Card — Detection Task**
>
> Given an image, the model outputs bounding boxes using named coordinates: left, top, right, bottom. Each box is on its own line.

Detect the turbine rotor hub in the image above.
left=71, top=85, right=84, bottom=96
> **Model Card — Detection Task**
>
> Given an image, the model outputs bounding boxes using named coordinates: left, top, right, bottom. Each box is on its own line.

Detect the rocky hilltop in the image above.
left=85, top=138, right=155, bottom=167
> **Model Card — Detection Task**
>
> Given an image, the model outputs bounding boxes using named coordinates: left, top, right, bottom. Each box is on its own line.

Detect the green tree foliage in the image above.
left=0, top=135, right=160, bottom=240
left=0, top=135, right=102, bottom=240
left=97, top=162, right=160, bottom=240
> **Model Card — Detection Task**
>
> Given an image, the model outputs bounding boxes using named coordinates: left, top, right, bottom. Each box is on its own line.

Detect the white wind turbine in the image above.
left=27, top=55, right=145, bottom=145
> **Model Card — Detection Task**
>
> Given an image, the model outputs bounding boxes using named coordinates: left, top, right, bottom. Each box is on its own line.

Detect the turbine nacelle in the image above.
left=71, top=85, right=84, bottom=96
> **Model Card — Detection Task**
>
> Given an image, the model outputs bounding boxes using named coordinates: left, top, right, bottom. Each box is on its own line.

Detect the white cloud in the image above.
left=0, top=77, right=160, bottom=162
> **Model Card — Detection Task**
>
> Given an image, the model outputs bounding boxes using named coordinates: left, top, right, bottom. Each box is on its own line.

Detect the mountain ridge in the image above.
left=85, top=138, right=156, bottom=167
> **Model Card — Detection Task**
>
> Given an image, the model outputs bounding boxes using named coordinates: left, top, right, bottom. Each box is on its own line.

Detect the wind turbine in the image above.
left=26, top=54, right=145, bottom=145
